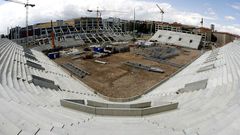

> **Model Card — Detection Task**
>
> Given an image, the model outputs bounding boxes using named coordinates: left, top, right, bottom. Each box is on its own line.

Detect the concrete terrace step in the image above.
left=0, top=38, right=240, bottom=134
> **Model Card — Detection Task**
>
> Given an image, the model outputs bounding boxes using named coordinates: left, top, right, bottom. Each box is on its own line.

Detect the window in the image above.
left=158, top=35, right=162, bottom=38
left=179, top=38, right=182, bottom=41
left=190, top=40, right=193, bottom=43
left=168, top=36, right=172, bottom=39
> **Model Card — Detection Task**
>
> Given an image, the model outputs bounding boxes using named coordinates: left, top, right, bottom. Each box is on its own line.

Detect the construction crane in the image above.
left=156, top=4, right=165, bottom=23
left=87, top=7, right=128, bottom=32
left=200, top=18, right=204, bottom=27
left=87, top=7, right=101, bottom=32
left=5, top=0, right=35, bottom=46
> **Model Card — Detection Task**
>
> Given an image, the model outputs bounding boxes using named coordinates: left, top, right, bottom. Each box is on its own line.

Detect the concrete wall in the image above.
left=213, top=32, right=236, bottom=46
left=96, top=108, right=142, bottom=116
left=60, top=100, right=96, bottom=114
left=142, top=103, right=179, bottom=116
left=87, top=100, right=151, bottom=109
left=32, top=75, right=59, bottom=90
left=149, top=30, right=202, bottom=49
left=60, top=99, right=178, bottom=116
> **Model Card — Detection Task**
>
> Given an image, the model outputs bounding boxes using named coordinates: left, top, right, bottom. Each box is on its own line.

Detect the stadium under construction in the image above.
left=0, top=1, right=240, bottom=135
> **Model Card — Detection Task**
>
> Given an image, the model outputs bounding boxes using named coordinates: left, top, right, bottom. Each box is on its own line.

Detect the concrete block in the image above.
left=87, top=100, right=108, bottom=108
left=130, top=102, right=151, bottom=108
left=66, top=99, right=85, bottom=104
left=61, top=99, right=177, bottom=116
left=96, top=108, right=142, bottom=116
left=87, top=100, right=151, bottom=109
left=26, top=60, right=45, bottom=70
left=197, top=64, right=215, bottom=73
left=204, top=58, right=217, bottom=63
left=107, top=104, right=131, bottom=109
left=184, top=79, right=208, bottom=91
left=60, top=100, right=96, bottom=114
left=25, top=53, right=38, bottom=61
left=177, top=79, right=208, bottom=93
left=32, top=75, right=59, bottom=90
left=142, top=103, right=178, bottom=116
left=23, top=48, right=33, bottom=55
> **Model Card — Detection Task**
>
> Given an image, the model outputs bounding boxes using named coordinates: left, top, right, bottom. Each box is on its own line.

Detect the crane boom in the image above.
left=87, top=8, right=128, bottom=32
left=5, top=0, right=35, bottom=46
left=87, top=8, right=129, bottom=16
left=5, top=0, right=25, bottom=5
left=102, top=10, right=128, bottom=13
left=156, top=4, right=165, bottom=23
left=156, top=4, right=164, bottom=14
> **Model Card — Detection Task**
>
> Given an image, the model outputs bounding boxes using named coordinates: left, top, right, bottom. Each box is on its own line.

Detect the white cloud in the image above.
left=0, top=0, right=239, bottom=35
left=225, top=16, right=236, bottom=21
left=230, top=3, right=240, bottom=10
left=215, top=24, right=240, bottom=35
left=205, top=8, right=217, bottom=17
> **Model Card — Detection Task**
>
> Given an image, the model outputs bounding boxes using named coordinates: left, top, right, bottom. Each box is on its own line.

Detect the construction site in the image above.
left=3, top=1, right=238, bottom=101
left=1, top=0, right=240, bottom=134
left=5, top=7, right=232, bottom=100
left=54, top=42, right=200, bottom=98
left=5, top=5, right=206, bottom=99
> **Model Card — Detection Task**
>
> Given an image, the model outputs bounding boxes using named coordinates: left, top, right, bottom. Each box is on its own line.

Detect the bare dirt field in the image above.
left=54, top=46, right=200, bottom=98
left=168, top=48, right=201, bottom=65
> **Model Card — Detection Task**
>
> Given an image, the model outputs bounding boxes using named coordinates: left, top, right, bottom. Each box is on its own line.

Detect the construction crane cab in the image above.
left=25, top=3, right=35, bottom=7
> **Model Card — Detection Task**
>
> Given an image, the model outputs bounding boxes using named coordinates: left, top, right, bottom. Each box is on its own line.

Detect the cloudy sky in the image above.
left=0, top=0, right=239, bottom=35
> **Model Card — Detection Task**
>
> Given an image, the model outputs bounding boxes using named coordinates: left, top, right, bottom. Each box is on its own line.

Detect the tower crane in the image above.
left=156, top=4, right=165, bottom=23
left=5, top=0, right=35, bottom=46
left=200, top=18, right=204, bottom=27
left=87, top=7, right=128, bottom=32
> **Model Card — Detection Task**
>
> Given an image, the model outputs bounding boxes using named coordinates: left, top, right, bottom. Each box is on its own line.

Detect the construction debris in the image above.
left=62, top=63, right=90, bottom=79
left=90, top=44, right=130, bottom=54
left=80, top=52, right=94, bottom=59
left=112, top=46, right=130, bottom=53
left=67, top=48, right=81, bottom=56
left=111, top=42, right=129, bottom=45
left=134, top=46, right=180, bottom=60
left=93, top=53, right=109, bottom=58
left=145, top=57, right=183, bottom=68
left=71, top=56, right=82, bottom=60
left=146, top=47, right=179, bottom=60
left=124, top=61, right=164, bottom=73
left=94, top=60, right=108, bottom=64
left=135, top=40, right=154, bottom=47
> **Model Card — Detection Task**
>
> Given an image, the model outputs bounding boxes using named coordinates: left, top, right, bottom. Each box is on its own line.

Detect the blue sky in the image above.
left=159, top=0, right=239, bottom=25
left=0, top=0, right=239, bottom=35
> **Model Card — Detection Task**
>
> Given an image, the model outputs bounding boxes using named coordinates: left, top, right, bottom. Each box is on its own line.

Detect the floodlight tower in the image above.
left=5, top=0, right=35, bottom=46
left=156, top=4, right=165, bottom=23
